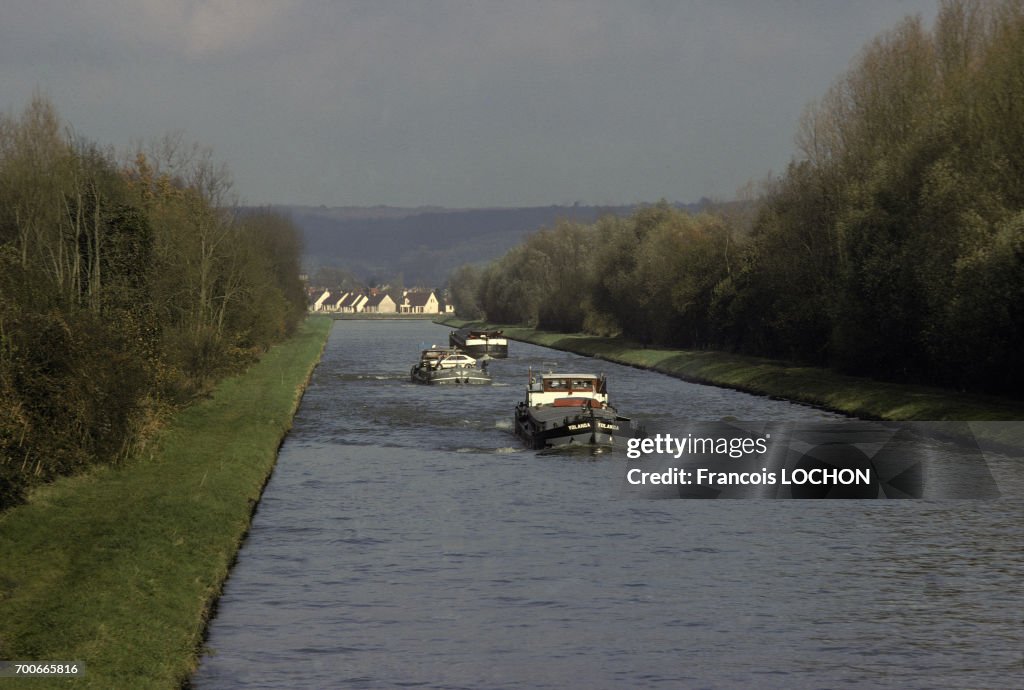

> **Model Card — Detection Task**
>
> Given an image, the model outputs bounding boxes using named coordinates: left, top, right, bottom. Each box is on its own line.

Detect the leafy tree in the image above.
left=448, top=264, right=484, bottom=319
left=0, top=98, right=313, bottom=509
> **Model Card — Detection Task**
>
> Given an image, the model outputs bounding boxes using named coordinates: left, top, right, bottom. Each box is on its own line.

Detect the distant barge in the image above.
left=449, top=328, right=509, bottom=358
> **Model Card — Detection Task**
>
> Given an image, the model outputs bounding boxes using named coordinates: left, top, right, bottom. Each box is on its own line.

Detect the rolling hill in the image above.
left=272, top=203, right=689, bottom=286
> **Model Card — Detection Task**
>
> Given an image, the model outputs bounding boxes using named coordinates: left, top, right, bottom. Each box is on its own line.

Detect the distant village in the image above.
left=306, top=285, right=454, bottom=315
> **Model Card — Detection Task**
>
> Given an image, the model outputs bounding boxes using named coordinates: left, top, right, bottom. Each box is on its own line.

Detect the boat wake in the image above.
left=334, top=373, right=408, bottom=381
left=453, top=446, right=523, bottom=455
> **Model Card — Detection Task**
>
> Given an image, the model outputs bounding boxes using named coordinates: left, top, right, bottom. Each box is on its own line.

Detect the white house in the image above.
left=326, top=291, right=350, bottom=311
left=364, top=293, right=397, bottom=313
left=400, top=290, right=440, bottom=314
left=338, top=293, right=369, bottom=313
left=311, top=289, right=331, bottom=312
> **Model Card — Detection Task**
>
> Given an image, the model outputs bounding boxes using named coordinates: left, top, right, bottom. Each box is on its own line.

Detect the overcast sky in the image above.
left=2, top=1, right=940, bottom=208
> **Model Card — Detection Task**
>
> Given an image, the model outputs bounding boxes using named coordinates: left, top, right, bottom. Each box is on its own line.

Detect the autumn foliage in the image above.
left=0, top=97, right=306, bottom=508
left=457, top=1, right=1023, bottom=398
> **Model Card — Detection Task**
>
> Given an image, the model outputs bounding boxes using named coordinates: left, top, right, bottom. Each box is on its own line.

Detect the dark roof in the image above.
left=405, top=291, right=435, bottom=307
left=365, top=293, right=393, bottom=307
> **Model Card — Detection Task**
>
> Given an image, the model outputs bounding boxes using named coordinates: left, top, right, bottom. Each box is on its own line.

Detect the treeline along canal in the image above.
left=192, top=320, right=1023, bottom=689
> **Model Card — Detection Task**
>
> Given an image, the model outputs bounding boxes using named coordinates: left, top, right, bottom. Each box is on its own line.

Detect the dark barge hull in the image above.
left=449, top=329, right=509, bottom=358
left=514, top=405, right=625, bottom=449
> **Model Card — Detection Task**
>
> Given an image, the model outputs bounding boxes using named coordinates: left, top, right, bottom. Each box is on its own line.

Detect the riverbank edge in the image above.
left=439, top=318, right=1024, bottom=446
left=0, top=316, right=333, bottom=689
left=327, top=312, right=440, bottom=320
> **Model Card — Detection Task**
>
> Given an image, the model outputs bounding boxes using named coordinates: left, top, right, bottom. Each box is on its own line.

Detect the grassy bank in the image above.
left=441, top=318, right=1024, bottom=425
left=0, top=316, right=332, bottom=689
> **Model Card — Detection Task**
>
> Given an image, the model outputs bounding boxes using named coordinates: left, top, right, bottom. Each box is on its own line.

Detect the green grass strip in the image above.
left=0, top=316, right=332, bottom=689
left=441, top=318, right=1024, bottom=424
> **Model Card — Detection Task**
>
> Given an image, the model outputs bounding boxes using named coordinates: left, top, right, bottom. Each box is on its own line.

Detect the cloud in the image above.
left=179, top=0, right=298, bottom=57
left=0, top=0, right=942, bottom=207
left=0, top=0, right=300, bottom=60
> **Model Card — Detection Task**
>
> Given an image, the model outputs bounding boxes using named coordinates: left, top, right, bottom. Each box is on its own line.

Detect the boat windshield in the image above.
left=542, top=377, right=596, bottom=393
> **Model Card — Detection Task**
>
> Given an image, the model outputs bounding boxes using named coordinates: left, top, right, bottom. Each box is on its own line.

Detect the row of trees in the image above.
left=453, top=0, right=1023, bottom=397
left=451, top=205, right=738, bottom=346
left=0, top=96, right=307, bottom=508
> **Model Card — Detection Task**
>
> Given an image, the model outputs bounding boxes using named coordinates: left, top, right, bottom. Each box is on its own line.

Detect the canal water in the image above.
left=192, top=320, right=1023, bottom=689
